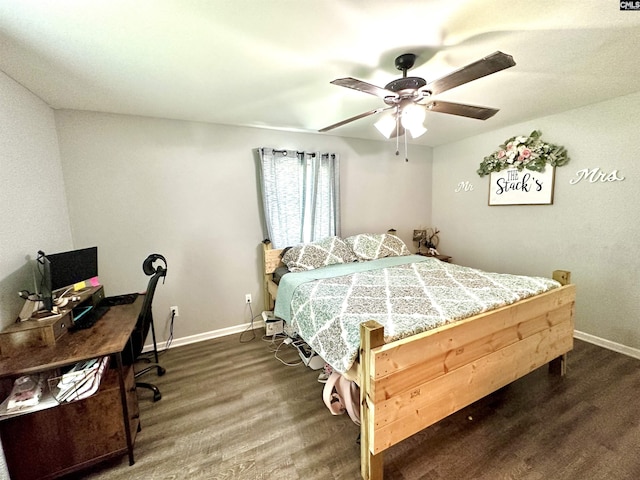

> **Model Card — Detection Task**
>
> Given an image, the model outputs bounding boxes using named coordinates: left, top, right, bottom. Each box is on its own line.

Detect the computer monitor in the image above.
left=47, top=246, right=98, bottom=292
left=37, top=247, right=98, bottom=310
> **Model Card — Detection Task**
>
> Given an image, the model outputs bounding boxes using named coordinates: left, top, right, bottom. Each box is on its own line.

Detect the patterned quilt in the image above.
left=275, top=255, right=560, bottom=374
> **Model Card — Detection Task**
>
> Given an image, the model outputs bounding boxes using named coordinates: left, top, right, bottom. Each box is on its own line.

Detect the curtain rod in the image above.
left=269, top=149, right=306, bottom=155
left=267, top=149, right=336, bottom=159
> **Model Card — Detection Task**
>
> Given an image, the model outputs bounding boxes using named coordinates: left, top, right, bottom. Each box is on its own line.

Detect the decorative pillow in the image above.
left=282, top=236, right=357, bottom=272
left=273, top=266, right=290, bottom=285
left=345, top=233, right=411, bottom=261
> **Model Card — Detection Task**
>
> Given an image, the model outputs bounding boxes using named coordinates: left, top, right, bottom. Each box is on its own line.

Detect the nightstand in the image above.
left=416, top=252, right=452, bottom=263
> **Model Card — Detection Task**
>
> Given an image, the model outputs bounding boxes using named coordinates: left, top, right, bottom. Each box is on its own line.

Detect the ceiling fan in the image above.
left=319, top=51, right=516, bottom=139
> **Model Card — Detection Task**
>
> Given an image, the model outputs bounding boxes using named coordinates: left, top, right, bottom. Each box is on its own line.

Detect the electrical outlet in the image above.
left=170, top=306, right=179, bottom=317
left=245, top=294, right=252, bottom=304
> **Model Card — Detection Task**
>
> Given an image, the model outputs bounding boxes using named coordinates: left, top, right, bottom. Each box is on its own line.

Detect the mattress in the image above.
left=274, top=255, right=560, bottom=374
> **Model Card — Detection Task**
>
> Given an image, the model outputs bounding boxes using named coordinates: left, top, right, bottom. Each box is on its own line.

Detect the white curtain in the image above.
left=258, top=148, right=340, bottom=248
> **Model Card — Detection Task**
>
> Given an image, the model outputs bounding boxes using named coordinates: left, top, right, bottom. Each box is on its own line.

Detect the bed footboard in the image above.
left=359, top=271, right=576, bottom=480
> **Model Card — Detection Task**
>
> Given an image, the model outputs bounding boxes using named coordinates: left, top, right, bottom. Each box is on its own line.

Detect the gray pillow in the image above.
left=282, top=236, right=356, bottom=272
left=344, top=233, right=411, bottom=261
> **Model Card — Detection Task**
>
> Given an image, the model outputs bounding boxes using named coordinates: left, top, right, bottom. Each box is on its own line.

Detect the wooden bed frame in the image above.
left=262, top=240, right=576, bottom=480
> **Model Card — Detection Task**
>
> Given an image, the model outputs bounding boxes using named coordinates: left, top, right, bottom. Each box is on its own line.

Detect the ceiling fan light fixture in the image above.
left=400, top=103, right=427, bottom=138
left=374, top=114, right=397, bottom=139
left=401, top=103, right=425, bottom=128
left=408, top=124, right=427, bottom=139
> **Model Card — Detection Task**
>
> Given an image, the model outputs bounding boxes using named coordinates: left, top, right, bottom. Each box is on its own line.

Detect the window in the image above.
left=257, top=148, right=340, bottom=248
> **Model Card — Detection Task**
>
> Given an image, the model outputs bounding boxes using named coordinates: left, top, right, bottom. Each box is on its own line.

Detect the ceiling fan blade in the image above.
left=425, top=100, right=499, bottom=120
left=331, top=77, right=398, bottom=99
left=424, top=51, right=515, bottom=96
left=319, top=106, right=393, bottom=132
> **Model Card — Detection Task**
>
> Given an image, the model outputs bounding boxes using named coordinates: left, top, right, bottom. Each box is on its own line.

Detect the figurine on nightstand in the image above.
left=414, top=227, right=441, bottom=255
left=425, top=228, right=440, bottom=254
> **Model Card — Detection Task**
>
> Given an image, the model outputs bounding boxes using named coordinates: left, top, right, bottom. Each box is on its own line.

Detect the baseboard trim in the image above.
left=143, top=320, right=265, bottom=353
left=147, top=324, right=640, bottom=360
left=574, top=330, right=640, bottom=360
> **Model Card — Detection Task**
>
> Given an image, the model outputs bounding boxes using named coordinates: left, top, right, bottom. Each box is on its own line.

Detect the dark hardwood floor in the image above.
left=79, top=333, right=640, bottom=480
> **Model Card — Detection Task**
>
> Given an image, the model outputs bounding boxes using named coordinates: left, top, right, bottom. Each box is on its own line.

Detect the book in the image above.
left=5, top=375, right=45, bottom=411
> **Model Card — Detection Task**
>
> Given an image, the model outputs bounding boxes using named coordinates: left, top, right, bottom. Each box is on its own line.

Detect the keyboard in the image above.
left=100, top=293, right=139, bottom=307
left=71, top=305, right=110, bottom=330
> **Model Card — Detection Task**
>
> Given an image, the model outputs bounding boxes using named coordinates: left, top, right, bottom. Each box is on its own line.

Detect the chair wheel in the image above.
left=158, top=366, right=166, bottom=376
left=153, top=391, right=162, bottom=402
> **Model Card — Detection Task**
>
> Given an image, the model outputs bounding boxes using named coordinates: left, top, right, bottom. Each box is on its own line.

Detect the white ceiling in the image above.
left=1, top=0, right=639, bottom=147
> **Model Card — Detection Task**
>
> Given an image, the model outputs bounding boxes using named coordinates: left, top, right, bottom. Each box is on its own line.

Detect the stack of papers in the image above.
left=0, top=357, right=111, bottom=417
left=50, top=356, right=110, bottom=403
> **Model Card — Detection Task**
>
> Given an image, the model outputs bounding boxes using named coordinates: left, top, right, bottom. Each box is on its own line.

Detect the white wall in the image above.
left=54, top=110, right=433, bottom=344
left=0, top=71, right=73, bottom=329
left=432, top=92, right=640, bottom=352
left=0, top=70, right=74, bottom=480
left=0, top=67, right=638, bottom=476
left=2, top=63, right=638, bottom=365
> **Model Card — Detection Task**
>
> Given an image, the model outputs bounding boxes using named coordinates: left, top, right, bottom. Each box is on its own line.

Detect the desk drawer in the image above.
left=0, top=313, right=70, bottom=355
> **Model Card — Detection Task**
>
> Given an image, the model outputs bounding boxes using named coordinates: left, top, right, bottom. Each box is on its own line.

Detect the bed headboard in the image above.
left=262, top=240, right=284, bottom=310
left=263, top=240, right=284, bottom=274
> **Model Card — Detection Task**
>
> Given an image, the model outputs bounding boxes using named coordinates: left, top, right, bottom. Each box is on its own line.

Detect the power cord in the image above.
left=139, top=308, right=175, bottom=361
left=238, top=302, right=303, bottom=366
left=262, top=332, right=287, bottom=343
left=272, top=336, right=303, bottom=367
left=239, top=302, right=261, bottom=343
left=165, top=308, right=175, bottom=350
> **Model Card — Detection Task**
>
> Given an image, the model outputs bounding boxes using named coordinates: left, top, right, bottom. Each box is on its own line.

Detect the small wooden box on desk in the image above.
left=0, top=286, right=105, bottom=356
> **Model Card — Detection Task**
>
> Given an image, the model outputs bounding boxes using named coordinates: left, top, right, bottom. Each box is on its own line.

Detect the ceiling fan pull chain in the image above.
left=404, top=131, right=408, bottom=162
left=395, top=116, right=400, bottom=157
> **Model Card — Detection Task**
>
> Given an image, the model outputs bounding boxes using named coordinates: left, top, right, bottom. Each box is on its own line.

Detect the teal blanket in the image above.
left=274, top=255, right=429, bottom=322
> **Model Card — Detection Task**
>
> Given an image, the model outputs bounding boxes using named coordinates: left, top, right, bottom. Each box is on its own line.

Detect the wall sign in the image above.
left=569, top=168, right=625, bottom=184
left=488, top=167, right=555, bottom=205
left=455, top=181, right=474, bottom=192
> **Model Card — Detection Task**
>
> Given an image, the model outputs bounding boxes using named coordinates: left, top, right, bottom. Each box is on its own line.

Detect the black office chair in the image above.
left=122, top=254, right=167, bottom=402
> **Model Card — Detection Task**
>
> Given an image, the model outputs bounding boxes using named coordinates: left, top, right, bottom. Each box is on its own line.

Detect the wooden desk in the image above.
left=0, top=293, right=143, bottom=480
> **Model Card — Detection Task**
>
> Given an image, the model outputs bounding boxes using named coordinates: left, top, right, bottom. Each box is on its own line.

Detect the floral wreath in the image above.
left=477, top=130, right=569, bottom=177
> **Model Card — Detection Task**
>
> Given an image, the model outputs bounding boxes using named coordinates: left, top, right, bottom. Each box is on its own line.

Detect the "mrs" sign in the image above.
left=569, top=168, right=625, bottom=184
